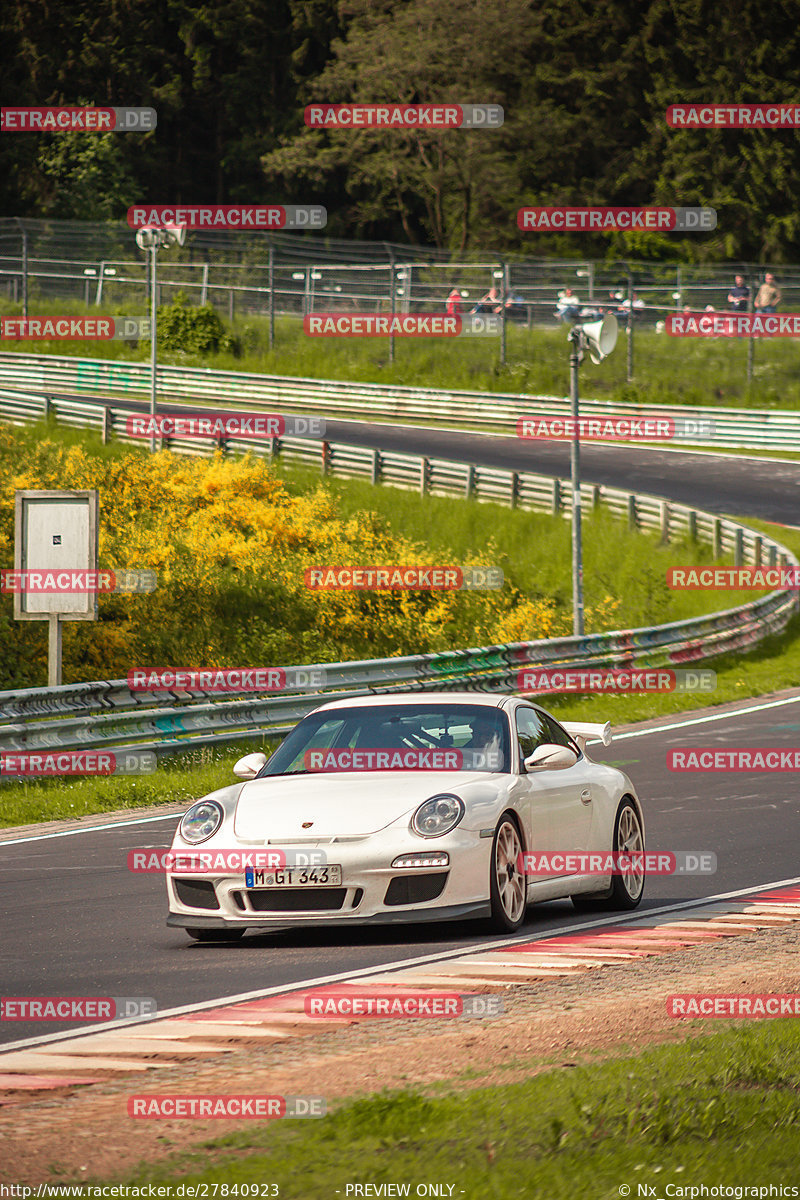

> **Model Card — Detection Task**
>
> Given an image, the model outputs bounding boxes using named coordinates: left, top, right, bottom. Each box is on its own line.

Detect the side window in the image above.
left=543, top=714, right=580, bottom=754
left=515, top=707, right=548, bottom=764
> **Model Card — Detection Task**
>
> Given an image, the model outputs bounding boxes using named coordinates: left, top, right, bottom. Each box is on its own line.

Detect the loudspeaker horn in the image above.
left=580, top=314, right=618, bottom=363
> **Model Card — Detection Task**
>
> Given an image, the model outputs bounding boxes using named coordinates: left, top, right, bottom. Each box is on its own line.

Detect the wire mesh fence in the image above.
left=2, top=217, right=800, bottom=382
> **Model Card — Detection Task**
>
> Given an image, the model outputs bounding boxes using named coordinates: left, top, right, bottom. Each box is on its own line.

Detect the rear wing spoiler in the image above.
left=563, top=721, right=612, bottom=751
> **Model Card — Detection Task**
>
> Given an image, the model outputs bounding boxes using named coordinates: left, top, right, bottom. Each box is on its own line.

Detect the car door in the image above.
left=509, top=704, right=597, bottom=894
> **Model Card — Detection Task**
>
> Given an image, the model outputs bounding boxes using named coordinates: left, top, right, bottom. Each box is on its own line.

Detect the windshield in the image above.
left=259, top=704, right=510, bottom=777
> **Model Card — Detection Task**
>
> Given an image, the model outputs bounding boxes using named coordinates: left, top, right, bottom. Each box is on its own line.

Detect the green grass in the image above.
left=1, top=426, right=797, bottom=830
left=68, top=1021, right=800, bottom=1193
left=1, top=297, right=795, bottom=410
left=0, top=737, right=278, bottom=830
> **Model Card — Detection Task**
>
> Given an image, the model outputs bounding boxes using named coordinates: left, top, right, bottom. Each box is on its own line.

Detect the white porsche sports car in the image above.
left=166, top=692, right=645, bottom=942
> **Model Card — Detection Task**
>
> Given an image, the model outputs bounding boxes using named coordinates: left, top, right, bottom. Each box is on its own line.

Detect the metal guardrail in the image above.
left=0, top=352, right=798, bottom=450
left=0, top=384, right=797, bottom=763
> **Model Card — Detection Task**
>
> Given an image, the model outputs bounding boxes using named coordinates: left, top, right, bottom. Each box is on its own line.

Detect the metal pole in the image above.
left=626, top=272, right=634, bottom=383
left=150, top=244, right=158, bottom=454
left=746, top=273, right=755, bottom=384
left=47, top=614, right=62, bottom=687
left=268, top=244, right=275, bottom=350
left=499, top=262, right=507, bottom=366
left=21, top=227, right=28, bottom=319
left=388, top=255, right=396, bottom=365
left=569, top=338, right=584, bottom=636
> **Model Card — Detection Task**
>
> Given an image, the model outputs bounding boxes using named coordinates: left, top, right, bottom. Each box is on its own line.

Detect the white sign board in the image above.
left=14, top=490, right=99, bottom=621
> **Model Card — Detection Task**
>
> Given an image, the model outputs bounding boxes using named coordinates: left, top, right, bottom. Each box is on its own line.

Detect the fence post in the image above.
left=714, top=518, right=723, bottom=558
left=387, top=248, right=395, bottom=366
left=510, top=471, right=519, bottom=508
left=734, top=528, right=744, bottom=566
left=753, top=534, right=762, bottom=567
left=746, top=274, right=755, bottom=384
left=101, top=405, right=110, bottom=445
left=268, top=244, right=275, bottom=351
left=321, top=440, right=331, bottom=476
left=626, top=272, right=634, bottom=382
left=499, top=261, right=507, bottom=367
left=20, top=222, right=28, bottom=319
left=200, top=262, right=209, bottom=306
left=228, top=289, right=234, bottom=321
left=95, top=261, right=105, bottom=306
left=42, top=395, right=51, bottom=422
left=465, top=464, right=475, bottom=499
left=551, top=478, right=560, bottom=514
left=419, top=457, right=429, bottom=495
left=371, top=449, right=381, bottom=484
left=660, top=500, right=670, bottom=543
left=627, top=494, right=637, bottom=529
left=688, top=509, right=697, bottom=543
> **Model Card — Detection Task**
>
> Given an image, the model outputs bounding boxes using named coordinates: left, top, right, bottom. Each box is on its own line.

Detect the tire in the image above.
left=186, top=927, right=246, bottom=943
left=571, top=798, right=645, bottom=913
left=488, top=814, right=527, bottom=932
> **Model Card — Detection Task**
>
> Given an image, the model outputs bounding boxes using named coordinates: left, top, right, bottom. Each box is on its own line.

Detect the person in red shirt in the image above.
left=446, top=287, right=462, bottom=316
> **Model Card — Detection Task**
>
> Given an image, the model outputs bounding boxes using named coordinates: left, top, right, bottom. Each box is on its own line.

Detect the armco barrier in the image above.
left=0, top=384, right=796, bottom=762
left=1, top=351, right=800, bottom=449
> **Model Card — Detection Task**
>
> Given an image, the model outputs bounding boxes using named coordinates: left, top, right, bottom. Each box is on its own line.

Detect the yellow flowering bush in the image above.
left=0, top=430, right=571, bottom=686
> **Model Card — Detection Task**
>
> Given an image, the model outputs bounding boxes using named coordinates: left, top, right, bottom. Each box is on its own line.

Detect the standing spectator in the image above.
left=727, top=275, right=750, bottom=312
left=446, top=287, right=462, bottom=317
left=556, top=287, right=581, bottom=322
left=754, top=273, right=781, bottom=314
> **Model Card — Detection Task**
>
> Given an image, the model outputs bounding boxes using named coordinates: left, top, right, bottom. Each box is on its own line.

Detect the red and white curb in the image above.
left=1, top=884, right=799, bottom=1101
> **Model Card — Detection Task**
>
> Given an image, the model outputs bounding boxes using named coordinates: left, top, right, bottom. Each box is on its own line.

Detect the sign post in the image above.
left=14, top=490, right=99, bottom=686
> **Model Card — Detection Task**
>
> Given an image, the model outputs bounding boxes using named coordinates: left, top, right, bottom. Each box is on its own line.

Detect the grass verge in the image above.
left=76, top=1020, right=800, bottom=1193
left=0, top=299, right=796, bottom=409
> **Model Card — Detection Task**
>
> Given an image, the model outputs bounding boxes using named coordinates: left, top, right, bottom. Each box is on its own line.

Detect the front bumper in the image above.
left=166, top=827, right=489, bottom=930
left=167, top=900, right=490, bottom=933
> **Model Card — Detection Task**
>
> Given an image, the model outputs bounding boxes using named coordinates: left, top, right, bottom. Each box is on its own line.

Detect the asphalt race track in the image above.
left=2, top=394, right=799, bottom=1048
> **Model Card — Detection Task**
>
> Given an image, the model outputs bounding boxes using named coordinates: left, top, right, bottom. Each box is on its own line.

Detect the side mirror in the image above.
left=233, top=751, right=268, bottom=780
left=524, top=743, right=579, bottom=771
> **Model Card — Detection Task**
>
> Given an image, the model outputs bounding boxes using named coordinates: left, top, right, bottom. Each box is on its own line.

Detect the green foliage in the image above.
left=3, top=1, right=800, bottom=256
left=156, top=293, right=239, bottom=356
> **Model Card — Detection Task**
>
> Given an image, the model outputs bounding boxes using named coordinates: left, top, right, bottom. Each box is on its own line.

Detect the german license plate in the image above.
left=245, top=865, right=342, bottom=888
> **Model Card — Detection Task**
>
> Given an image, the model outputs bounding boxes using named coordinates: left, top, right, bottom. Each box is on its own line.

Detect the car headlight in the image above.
left=411, top=794, right=465, bottom=838
left=179, top=800, right=223, bottom=844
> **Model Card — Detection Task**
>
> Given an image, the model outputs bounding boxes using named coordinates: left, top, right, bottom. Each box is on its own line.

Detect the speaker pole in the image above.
left=569, top=329, right=585, bottom=637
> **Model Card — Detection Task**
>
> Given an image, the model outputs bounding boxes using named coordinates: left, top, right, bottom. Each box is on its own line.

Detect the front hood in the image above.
left=232, top=771, right=485, bottom=841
